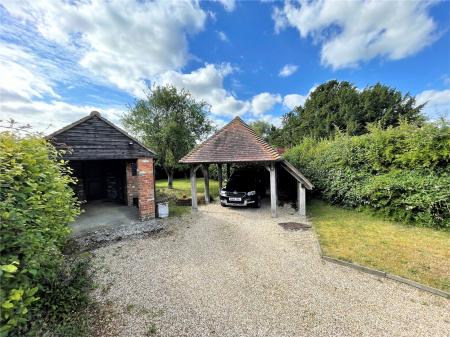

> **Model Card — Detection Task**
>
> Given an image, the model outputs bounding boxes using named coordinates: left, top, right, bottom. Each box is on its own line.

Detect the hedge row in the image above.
left=284, top=121, right=450, bottom=229
left=0, top=132, right=82, bottom=335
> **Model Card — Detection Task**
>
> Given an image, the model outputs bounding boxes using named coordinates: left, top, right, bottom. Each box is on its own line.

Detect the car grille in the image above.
left=225, top=191, right=246, bottom=198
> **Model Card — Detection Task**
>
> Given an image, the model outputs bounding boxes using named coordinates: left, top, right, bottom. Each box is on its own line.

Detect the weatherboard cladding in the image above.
left=48, top=112, right=155, bottom=160
left=179, top=117, right=281, bottom=164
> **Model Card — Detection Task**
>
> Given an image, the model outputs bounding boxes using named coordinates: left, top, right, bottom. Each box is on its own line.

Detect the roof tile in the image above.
left=179, top=117, right=281, bottom=164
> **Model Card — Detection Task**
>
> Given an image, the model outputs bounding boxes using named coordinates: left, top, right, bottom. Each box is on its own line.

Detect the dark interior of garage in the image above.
left=70, top=160, right=127, bottom=203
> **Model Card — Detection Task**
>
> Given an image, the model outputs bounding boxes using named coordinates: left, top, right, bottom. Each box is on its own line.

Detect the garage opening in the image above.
left=70, top=160, right=127, bottom=203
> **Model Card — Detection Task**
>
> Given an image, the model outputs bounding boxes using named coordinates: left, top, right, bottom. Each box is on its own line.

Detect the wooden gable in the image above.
left=48, top=111, right=155, bottom=160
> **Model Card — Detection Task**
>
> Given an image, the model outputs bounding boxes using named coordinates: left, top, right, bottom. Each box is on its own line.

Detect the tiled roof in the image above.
left=179, top=116, right=281, bottom=164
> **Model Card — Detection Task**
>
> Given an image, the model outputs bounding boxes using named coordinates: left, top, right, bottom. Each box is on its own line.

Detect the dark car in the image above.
left=219, top=169, right=265, bottom=208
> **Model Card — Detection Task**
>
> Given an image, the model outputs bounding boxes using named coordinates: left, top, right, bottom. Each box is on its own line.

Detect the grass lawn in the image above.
left=309, top=199, right=450, bottom=292
left=155, top=178, right=220, bottom=217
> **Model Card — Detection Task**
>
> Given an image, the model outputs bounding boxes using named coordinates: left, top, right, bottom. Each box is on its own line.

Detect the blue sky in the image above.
left=0, top=0, right=449, bottom=132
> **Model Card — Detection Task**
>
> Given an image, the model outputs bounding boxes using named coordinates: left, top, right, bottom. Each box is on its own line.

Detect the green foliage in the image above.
left=122, top=85, right=214, bottom=187
left=22, top=254, right=95, bottom=337
left=0, top=262, right=39, bottom=335
left=277, top=80, right=424, bottom=146
left=0, top=132, right=81, bottom=334
left=284, top=121, right=450, bottom=229
left=248, top=120, right=282, bottom=146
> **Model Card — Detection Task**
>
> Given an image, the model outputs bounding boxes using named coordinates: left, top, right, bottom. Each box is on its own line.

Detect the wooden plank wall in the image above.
left=52, top=116, right=151, bottom=160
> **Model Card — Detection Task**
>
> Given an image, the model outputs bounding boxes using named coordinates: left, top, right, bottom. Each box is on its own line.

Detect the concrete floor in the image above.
left=71, top=200, right=139, bottom=235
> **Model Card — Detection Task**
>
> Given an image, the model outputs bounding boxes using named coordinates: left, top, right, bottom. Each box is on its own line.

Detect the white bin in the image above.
left=157, top=201, right=169, bottom=218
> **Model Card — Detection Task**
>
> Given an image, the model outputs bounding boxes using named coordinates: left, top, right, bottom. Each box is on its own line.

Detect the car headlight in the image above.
left=247, top=190, right=256, bottom=196
left=220, top=190, right=227, bottom=196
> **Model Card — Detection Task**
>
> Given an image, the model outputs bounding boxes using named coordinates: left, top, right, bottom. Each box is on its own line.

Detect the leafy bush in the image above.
left=21, top=254, right=95, bottom=337
left=0, top=132, right=80, bottom=335
left=284, top=121, right=450, bottom=229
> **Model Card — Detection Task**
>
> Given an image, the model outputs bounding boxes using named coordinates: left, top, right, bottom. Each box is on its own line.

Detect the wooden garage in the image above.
left=179, top=117, right=313, bottom=218
left=47, top=111, right=157, bottom=220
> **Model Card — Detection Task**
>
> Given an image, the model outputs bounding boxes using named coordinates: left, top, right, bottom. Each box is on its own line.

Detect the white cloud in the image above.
left=217, top=31, right=229, bottom=42
left=1, top=0, right=286, bottom=131
left=216, top=0, right=236, bottom=12
left=0, top=41, right=126, bottom=133
left=0, top=44, right=59, bottom=101
left=251, top=92, right=282, bottom=115
left=283, top=94, right=307, bottom=110
left=273, top=0, right=438, bottom=69
left=260, top=114, right=283, bottom=127
left=2, top=0, right=207, bottom=96
left=0, top=97, right=124, bottom=134
left=156, top=63, right=250, bottom=117
left=416, top=89, right=450, bottom=119
left=157, top=64, right=287, bottom=120
left=279, top=64, right=299, bottom=77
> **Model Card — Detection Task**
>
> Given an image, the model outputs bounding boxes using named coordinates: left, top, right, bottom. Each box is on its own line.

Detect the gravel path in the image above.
left=92, top=203, right=450, bottom=337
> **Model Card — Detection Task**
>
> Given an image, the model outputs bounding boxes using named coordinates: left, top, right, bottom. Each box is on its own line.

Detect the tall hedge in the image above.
left=0, top=132, right=80, bottom=334
left=284, top=121, right=450, bottom=229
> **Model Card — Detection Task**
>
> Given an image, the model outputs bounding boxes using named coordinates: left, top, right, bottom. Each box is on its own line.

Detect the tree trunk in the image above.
left=166, top=169, right=174, bottom=189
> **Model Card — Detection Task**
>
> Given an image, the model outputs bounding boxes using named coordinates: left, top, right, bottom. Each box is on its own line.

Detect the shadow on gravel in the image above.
left=69, top=220, right=167, bottom=252
left=278, top=222, right=311, bottom=231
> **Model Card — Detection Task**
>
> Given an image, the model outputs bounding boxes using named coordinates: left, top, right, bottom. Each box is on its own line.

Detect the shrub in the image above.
left=0, top=132, right=80, bottom=334
left=284, top=121, right=450, bottom=229
left=21, top=254, right=95, bottom=337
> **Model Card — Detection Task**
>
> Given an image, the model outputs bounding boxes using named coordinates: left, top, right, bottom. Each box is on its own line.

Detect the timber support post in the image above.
left=217, top=163, right=223, bottom=190
left=190, top=165, right=201, bottom=211
left=297, top=181, right=306, bottom=217
left=266, top=162, right=277, bottom=218
left=202, top=164, right=210, bottom=204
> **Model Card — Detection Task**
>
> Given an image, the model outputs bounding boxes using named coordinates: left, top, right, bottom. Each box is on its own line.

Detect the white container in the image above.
left=157, top=201, right=169, bottom=218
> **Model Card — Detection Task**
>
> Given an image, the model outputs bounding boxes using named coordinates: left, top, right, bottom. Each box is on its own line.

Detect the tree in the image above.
left=359, top=83, right=424, bottom=130
left=277, top=80, right=425, bottom=144
left=249, top=120, right=279, bottom=144
left=249, top=120, right=272, bottom=140
left=122, top=85, right=213, bottom=189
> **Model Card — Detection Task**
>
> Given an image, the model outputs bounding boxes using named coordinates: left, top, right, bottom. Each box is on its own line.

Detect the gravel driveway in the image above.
left=93, top=203, right=450, bottom=337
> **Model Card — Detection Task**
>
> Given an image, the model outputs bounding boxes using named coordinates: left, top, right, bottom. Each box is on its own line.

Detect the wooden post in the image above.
left=298, top=181, right=306, bottom=217
left=190, top=165, right=198, bottom=211
left=202, top=164, right=210, bottom=204
left=217, top=163, right=223, bottom=190
left=269, top=162, right=277, bottom=217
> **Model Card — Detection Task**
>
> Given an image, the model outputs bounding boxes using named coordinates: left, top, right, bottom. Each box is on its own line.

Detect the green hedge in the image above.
left=0, top=132, right=81, bottom=335
left=284, top=121, right=450, bottom=229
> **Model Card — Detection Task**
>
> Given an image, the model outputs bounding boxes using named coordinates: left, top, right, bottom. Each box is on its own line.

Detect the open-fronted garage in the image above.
left=179, top=117, right=313, bottom=217
left=47, top=111, right=157, bottom=223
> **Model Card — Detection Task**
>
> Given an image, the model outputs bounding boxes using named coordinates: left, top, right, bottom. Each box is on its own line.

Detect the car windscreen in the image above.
left=225, top=174, right=255, bottom=191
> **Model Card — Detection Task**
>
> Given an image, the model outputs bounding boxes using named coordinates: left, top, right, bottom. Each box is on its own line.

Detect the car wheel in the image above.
left=253, top=196, right=261, bottom=208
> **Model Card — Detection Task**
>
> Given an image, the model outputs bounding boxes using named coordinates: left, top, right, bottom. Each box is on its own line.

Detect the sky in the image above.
left=0, top=0, right=449, bottom=133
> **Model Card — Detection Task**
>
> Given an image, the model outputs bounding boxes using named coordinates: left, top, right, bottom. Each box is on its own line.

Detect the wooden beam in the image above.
left=269, top=162, right=277, bottom=217
left=202, top=164, right=210, bottom=204
left=217, top=163, right=223, bottom=190
left=298, top=181, right=306, bottom=217
left=190, top=165, right=200, bottom=211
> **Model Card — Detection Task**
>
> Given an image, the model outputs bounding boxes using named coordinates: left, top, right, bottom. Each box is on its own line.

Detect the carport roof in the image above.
left=179, top=117, right=282, bottom=164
